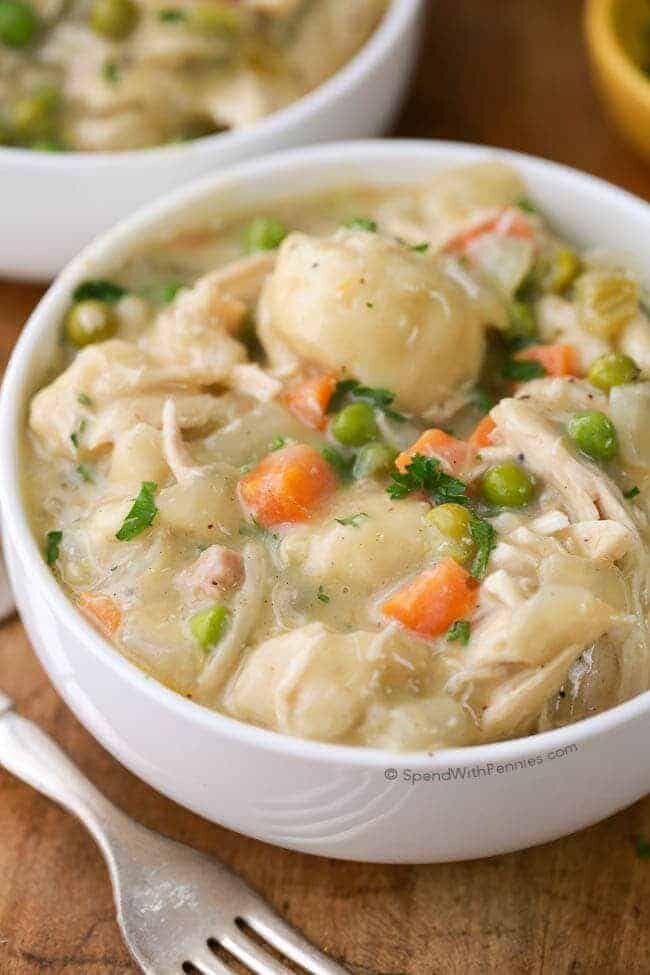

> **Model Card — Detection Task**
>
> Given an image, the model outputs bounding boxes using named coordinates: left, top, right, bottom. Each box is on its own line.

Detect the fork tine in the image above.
left=243, top=909, right=350, bottom=975
left=187, top=948, right=234, bottom=975
left=221, top=929, right=295, bottom=975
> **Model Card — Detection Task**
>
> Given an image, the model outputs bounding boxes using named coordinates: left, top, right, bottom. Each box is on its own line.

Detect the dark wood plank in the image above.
left=3, top=2, right=650, bottom=972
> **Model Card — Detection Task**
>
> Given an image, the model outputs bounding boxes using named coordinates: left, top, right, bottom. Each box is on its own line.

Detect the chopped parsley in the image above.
left=153, top=281, right=183, bottom=304
left=624, top=486, right=640, bottom=500
left=239, top=518, right=280, bottom=540
left=45, top=530, right=62, bottom=566
left=77, top=392, right=93, bottom=407
left=469, top=518, right=497, bottom=580
left=317, top=585, right=331, bottom=604
left=157, top=7, right=186, bottom=21
left=328, top=379, right=360, bottom=412
left=472, top=386, right=493, bottom=414
left=321, top=445, right=354, bottom=482
left=502, top=358, right=547, bottom=382
left=516, top=196, right=537, bottom=214
left=72, top=279, right=126, bottom=304
left=506, top=333, right=537, bottom=353
left=328, top=379, right=406, bottom=422
left=388, top=454, right=470, bottom=507
left=270, top=436, right=287, bottom=452
left=344, top=217, right=377, bottom=232
left=102, top=60, right=120, bottom=84
left=431, top=473, right=472, bottom=507
left=115, top=482, right=158, bottom=541
left=635, top=836, right=650, bottom=859
left=335, top=512, right=369, bottom=528
left=411, top=242, right=430, bottom=253
left=446, top=620, right=471, bottom=645
left=514, top=271, right=537, bottom=304
left=70, top=419, right=86, bottom=449
left=76, top=464, right=93, bottom=483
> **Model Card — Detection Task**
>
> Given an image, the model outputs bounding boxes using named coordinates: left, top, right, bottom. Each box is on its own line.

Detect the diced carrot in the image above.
left=282, top=373, right=337, bottom=431
left=516, top=343, right=579, bottom=377
left=468, top=415, right=497, bottom=449
left=444, top=206, right=536, bottom=255
left=238, top=443, right=337, bottom=527
left=396, top=429, right=472, bottom=475
left=381, top=559, right=478, bottom=640
left=79, top=592, right=122, bottom=636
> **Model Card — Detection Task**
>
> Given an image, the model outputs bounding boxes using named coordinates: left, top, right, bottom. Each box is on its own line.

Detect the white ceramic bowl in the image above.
left=0, top=0, right=424, bottom=282
left=3, top=140, right=650, bottom=864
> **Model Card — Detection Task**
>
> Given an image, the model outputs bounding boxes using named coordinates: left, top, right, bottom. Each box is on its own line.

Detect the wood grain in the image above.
left=3, top=1, right=650, bottom=972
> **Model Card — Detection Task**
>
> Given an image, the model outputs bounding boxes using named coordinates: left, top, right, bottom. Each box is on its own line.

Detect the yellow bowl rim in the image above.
left=585, top=0, right=650, bottom=103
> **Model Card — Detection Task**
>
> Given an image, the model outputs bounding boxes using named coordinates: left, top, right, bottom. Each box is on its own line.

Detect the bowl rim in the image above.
left=585, top=0, right=650, bottom=102
left=0, top=0, right=421, bottom=167
left=3, top=137, right=650, bottom=770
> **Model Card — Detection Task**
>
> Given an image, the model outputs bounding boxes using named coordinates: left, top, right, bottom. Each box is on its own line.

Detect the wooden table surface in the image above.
left=3, top=2, right=650, bottom=972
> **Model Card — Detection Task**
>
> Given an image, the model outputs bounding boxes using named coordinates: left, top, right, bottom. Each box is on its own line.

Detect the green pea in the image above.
left=353, top=442, right=397, bottom=480
left=11, top=86, right=59, bottom=141
left=0, top=0, right=38, bottom=48
left=65, top=299, right=118, bottom=347
left=587, top=352, right=639, bottom=391
left=242, top=217, right=287, bottom=254
left=567, top=410, right=618, bottom=461
left=481, top=462, right=535, bottom=508
left=89, top=0, right=138, bottom=40
left=506, top=299, right=537, bottom=345
left=331, top=402, right=378, bottom=447
left=190, top=604, right=229, bottom=650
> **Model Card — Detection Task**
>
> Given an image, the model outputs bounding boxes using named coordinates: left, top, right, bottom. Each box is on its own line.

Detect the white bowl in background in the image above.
left=2, top=140, right=650, bottom=864
left=0, top=0, right=424, bottom=282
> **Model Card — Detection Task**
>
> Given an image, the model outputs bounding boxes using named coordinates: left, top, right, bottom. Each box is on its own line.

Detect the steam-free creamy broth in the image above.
left=24, top=163, right=650, bottom=750
left=0, top=0, right=386, bottom=151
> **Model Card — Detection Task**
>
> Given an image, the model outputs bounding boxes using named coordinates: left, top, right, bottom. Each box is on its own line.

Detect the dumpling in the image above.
left=226, top=623, right=378, bottom=741
left=361, top=697, right=478, bottom=750
left=279, top=485, right=432, bottom=600
left=258, top=229, right=490, bottom=416
left=157, top=468, right=241, bottom=538
left=108, top=423, right=169, bottom=488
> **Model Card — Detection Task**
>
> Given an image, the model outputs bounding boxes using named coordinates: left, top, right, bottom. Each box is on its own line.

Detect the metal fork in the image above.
left=0, top=691, right=349, bottom=975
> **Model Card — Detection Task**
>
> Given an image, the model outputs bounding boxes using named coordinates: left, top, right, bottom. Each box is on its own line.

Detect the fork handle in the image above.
left=0, top=693, right=135, bottom=858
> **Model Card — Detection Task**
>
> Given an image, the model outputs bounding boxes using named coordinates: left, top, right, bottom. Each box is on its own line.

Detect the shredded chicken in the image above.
left=229, top=364, right=282, bottom=402
left=162, top=398, right=203, bottom=481
left=492, top=397, right=637, bottom=530
left=562, top=520, right=635, bottom=562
